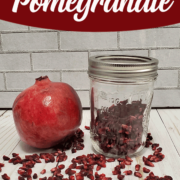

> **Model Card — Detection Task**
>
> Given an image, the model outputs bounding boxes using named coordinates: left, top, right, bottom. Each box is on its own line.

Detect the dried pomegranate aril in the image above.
left=125, top=156, right=133, bottom=162
left=117, top=174, right=124, bottom=180
left=41, top=169, right=46, bottom=174
left=106, top=158, right=115, bottom=162
left=58, top=164, right=65, bottom=169
left=164, top=175, right=173, bottom=180
left=149, top=172, right=155, bottom=177
left=33, top=173, right=38, bottom=179
left=18, top=176, right=25, bottom=180
left=152, top=143, right=159, bottom=151
left=134, top=172, right=142, bottom=178
left=18, top=169, right=27, bottom=177
left=0, top=163, right=4, bottom=167
left=76, top=165, right=83, bottom=169
left=69, top=163, right=76, bottom=169
left=75, top=173, right=84, bottom=180
left=95, top=172, right=100, bottom=178
left=69, top=176, right=75, bottom=180
left=120, top=162, right=125, bottom=169
left=156, top=147, right=162, bottom=152
left=117, top=158, right=124, bottom=162
left=72, top=149, right=77, bottom=153
left=27, top=169, right=32, bottom=175
left=96, top=165, right=101, bottom=171
left=87, top=174, right=94, bottom=180
left=135, top=164, right=140, bottom=171
left=3, top=155, right=10, bottom=161
left=2, top=173, right=10, bottom=180
left=47, top=178, right=53, bottom=180
left=85, top=126, right=90, bottom=130
left=148, top=155, right=156, bottom=162
left=51, top=167, right=58, bottom=173
left=65, top=168, right=76, bottom=175
left=12, top=153, right=19, bottom=157
left=39, top=177, right=47, bottom=180
left=143, top=156, right=147, bottom=162
left=124, top=160, right=131, bottom=165
left=144, top=160, right=154, bottom=167
left=123, top=170, right=132, bottom=175
left=143, top=167, right=150, bottom=173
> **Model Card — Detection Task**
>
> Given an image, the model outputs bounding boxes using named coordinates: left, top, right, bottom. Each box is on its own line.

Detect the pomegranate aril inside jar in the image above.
left=88, top=55, right=158, bottom=157
left=91, top=100, right=146, bottom=156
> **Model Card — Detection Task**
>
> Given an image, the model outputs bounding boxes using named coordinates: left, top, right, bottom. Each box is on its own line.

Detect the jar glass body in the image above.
left=90, top=77, right=156, bottom=157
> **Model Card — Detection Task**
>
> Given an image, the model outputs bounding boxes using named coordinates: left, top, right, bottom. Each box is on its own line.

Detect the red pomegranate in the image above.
left=12, top=76, right=82, bottom=148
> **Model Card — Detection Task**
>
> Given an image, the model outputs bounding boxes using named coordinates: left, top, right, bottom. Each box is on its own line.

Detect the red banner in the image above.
left=0, top=0, right=179, bottom=32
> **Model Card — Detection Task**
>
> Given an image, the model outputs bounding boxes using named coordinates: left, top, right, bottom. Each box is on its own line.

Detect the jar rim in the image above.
left=88, top=55, right=158, bottom=80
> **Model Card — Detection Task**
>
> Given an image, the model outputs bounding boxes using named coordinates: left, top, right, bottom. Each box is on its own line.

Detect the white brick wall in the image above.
left=62, top=71, right=89, bottom=90
left=0, top=20, right=180, bottom=108
left=2, top=32, right=58, bottom=51
left=60, top=32, right=117, bottom=50
left=6, top=72, right=60, bottom=90
left=120, top=29, right=180, bottom=48
left=0, top=54, right=31, bottom=71
left=32, top=52, right=88, bottom=70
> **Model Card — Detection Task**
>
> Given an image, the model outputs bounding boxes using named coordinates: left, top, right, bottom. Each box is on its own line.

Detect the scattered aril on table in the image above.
left=134, top=172, right=142, bottom=178
left=143, top=167, right=150, bottom=173
left=123, top=170, right=132, bottom=175
left=0, top=129, right=173, bottom=180
left=40, top=169, right=46, bottom=174
left=85, top=126, right=90, bottom=130
left=135, top=164, right=140, bottom=171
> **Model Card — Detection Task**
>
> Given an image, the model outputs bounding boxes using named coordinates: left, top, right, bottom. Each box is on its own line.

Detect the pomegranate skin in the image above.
left=12, top=76, right=82, bottom=148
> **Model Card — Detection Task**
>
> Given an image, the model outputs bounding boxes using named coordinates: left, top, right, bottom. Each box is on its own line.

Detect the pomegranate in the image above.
left=13, top=76, right=82, bottom=148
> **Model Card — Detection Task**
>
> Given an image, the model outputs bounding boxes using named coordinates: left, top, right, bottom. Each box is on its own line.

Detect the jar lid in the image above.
left=88, top=55, right=159, bottom=80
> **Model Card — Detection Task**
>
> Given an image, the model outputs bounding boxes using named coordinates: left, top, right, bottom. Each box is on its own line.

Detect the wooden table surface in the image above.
left=0, top=109, right=179, bottom=180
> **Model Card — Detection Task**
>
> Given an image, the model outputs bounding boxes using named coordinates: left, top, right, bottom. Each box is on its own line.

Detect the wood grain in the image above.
left=0, top=110, right=179, bottom=180
left=157, top=109, right=180, bottom=155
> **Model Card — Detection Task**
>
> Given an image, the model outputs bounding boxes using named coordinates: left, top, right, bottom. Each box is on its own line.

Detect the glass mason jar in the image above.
left=88, top=55, right=158, bottom=157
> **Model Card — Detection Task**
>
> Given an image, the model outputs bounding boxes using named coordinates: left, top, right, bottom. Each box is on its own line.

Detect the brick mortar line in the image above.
left=1, top=88, right=179, bottom=92
left=0, top=49, right=90, bottom=53
left=155, top=87, right=180, bottom=90
left=117, top=32, right=120, bottom=49
left=119, top=47, right=180, bottom=50
left=3, top=73, right=7, bottom=90
left=178, top=70, right=180, bottom=88
left=0, top=69, right=179, bottom=73
left=60, top=71, right=62, bottom=82
left=30, top=53, right=33, bottom=71
left=1, top=47, right=180, bottom=54
left=1, top=70, right=88, bottom=73
left=0, top=89, right=90, bottom=92
left=0, top=33, right=3, bottom=52
left=160, top=26, right=180, bottom=28
left=57, top=31, right=60, bottom=50
left=0, top=26, right=179, bottom=33
left=0, top=30, right=57, bottom=34
left=63, top=69, right=87, bottom=72
left=158, top=67, right=180, bottom=70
